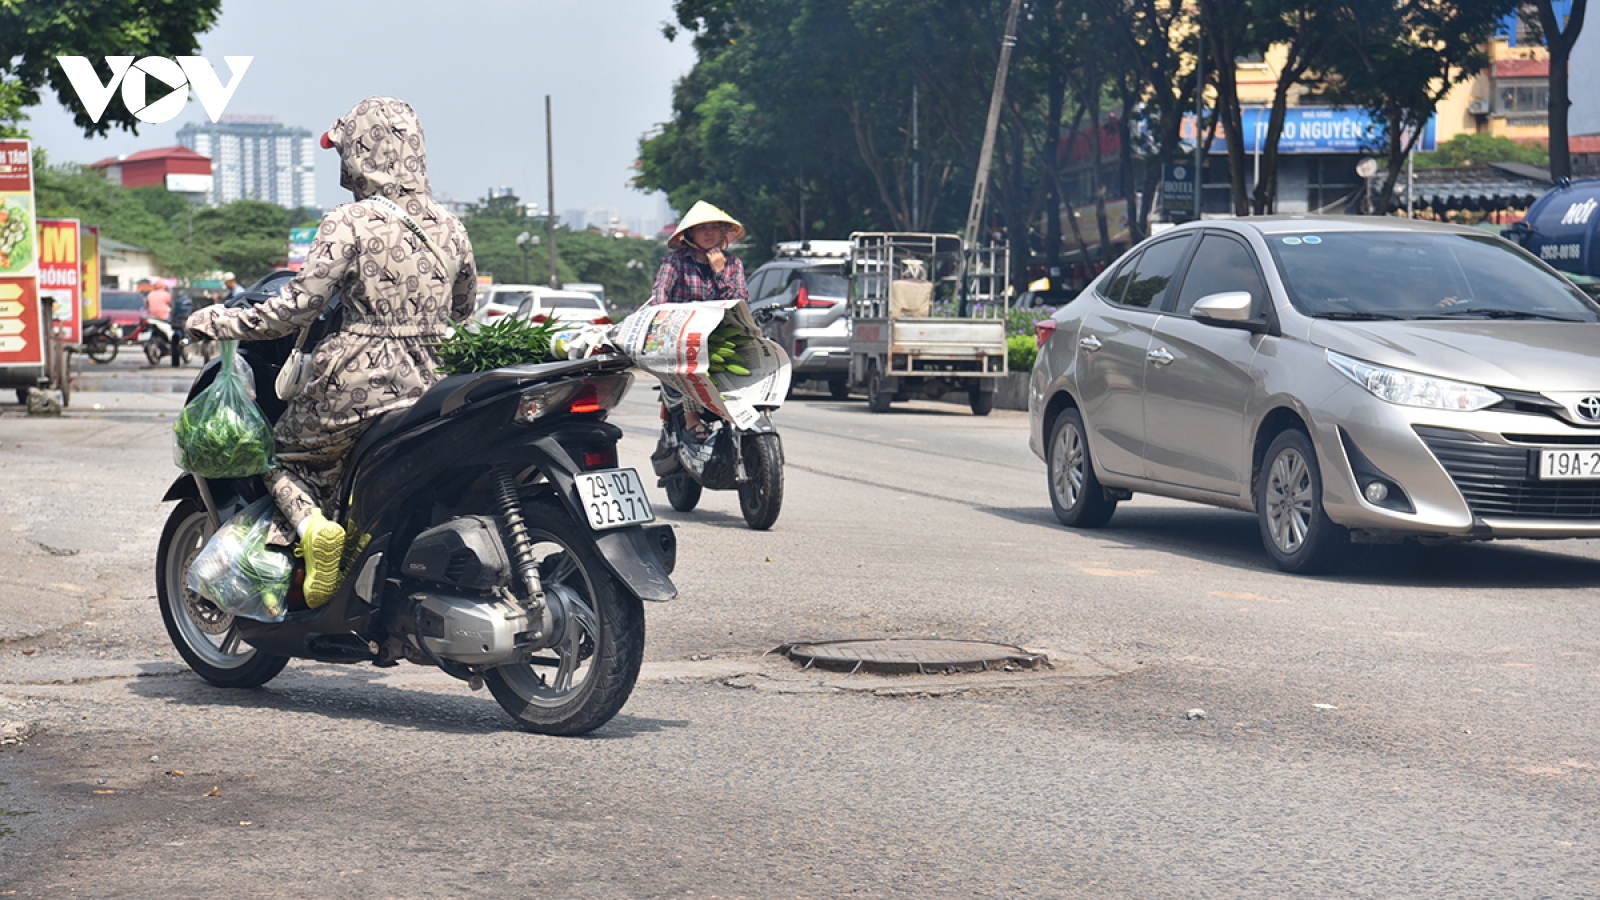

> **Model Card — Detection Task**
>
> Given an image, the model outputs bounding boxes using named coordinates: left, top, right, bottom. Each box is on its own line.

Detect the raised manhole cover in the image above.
left=779, top=639, right=1046, bottom=675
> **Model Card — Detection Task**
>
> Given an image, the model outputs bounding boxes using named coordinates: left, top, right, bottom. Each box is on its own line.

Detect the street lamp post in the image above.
left=516, top=231, right=540, bottom=283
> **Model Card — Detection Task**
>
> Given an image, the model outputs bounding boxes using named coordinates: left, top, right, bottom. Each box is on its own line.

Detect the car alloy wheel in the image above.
left=1048, top=408, right=1117, bottom=528
left=1257, top=429, right=1347, bottom=574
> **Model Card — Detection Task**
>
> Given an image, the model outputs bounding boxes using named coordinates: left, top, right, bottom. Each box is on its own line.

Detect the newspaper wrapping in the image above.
left=609, top=299, right=791, bottom=430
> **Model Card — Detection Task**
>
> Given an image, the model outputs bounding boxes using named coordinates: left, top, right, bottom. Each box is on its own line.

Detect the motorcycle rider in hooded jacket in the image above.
left=186, top=96, right=477, bottom=608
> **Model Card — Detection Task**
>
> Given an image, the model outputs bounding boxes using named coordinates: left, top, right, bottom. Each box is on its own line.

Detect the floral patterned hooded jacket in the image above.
left=186, top=96, right=477, bottom=540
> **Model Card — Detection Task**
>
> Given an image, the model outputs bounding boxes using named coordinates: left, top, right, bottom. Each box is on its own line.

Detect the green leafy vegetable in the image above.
left=435, top=315, right=564, bottom=375
left=173, top=341, right=277, bottom=478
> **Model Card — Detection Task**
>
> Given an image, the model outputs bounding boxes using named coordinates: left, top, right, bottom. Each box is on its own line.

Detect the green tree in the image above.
left=0, top=0, right=222, bottom=137
left=188, top=200, right=296, bottom=284
left=1413, top=132, right=1549, bottom=168
left=1319, top=0, right=1516, bottom=213
left=1526, top=0, right=1588, bottom=179
left=34, top=163, right=202, bottom=272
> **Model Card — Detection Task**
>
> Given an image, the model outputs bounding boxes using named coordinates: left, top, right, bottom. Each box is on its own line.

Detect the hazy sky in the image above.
left=24, top=0, right=698, bottom=222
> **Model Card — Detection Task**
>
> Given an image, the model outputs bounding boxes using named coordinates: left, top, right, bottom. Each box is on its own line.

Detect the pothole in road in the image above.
left=780, top=638, right=1046, bottom=676
left=641, top=640, right=1137, bottom=697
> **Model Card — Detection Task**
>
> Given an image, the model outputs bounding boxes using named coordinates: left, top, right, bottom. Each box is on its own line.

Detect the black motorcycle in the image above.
left=650, top=307, right=787, bottom=531
left=156, top=271, right=677, bottom=735
left=81, top=315, right=118, bottom=364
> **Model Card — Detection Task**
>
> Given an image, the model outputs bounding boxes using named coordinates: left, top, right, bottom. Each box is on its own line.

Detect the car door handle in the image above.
left=1147, top=347, right=1175, bottom=365
left=1078, top=335, right=1103, bottom=352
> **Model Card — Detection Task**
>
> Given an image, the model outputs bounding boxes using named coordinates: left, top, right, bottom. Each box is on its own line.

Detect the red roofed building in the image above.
left=89, top=146, right=214, bottom=200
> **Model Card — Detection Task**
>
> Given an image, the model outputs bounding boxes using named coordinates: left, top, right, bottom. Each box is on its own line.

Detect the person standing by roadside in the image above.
left=169, top=289, right=194, bottom=367
left=223, top=272, right=241, bottom=300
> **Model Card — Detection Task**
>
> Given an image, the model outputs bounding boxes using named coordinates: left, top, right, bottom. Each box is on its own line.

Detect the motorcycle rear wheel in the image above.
left=156, top=498, right=290, bottom=688
left=737, top=432, right=783, bottom=530
left=483, top=497, right=645, bottom=736
left=86, top=338, right=117, bottom=363
left=144, top=336, right=166, bottom=366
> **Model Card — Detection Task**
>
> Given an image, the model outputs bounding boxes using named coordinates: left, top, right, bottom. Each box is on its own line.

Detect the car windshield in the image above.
left=801, top=271, right=849, bottom=297
left=492, top=291, right=533, bottom=307
left=100, top=292, right=144, bottom=310
left=1268, top=231, right=1600, bottom=322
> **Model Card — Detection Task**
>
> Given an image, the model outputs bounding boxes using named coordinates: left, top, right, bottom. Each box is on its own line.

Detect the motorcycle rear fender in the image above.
left=455, top=427, right=679, bottom=603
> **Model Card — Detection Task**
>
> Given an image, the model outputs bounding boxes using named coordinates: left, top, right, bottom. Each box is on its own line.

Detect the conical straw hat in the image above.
left=668, top=200, right=745, bottom=250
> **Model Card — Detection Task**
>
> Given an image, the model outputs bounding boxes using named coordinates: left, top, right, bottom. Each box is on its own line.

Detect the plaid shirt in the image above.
left=648, top=249, right=747, bottom=306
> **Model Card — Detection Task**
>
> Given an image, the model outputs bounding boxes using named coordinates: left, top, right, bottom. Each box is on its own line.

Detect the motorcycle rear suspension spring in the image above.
left=493, top=467, right=546, bottom=611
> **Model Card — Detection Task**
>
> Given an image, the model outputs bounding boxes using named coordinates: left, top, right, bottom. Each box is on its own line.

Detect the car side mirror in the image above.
left=1191, top=291, right=1268, bottom=333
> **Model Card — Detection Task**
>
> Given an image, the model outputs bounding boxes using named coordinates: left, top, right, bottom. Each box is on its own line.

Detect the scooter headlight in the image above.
left=1327, top=351, right=1501, bottom=411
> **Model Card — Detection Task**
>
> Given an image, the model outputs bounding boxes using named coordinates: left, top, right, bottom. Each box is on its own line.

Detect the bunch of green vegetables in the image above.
left=173, top=341, right=277, bottom=479
left=435, top=315, right=564, bottom=375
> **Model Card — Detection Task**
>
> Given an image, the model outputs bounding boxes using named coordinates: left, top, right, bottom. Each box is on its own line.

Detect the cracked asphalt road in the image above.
left=3, top=368, right=1600, bottom=899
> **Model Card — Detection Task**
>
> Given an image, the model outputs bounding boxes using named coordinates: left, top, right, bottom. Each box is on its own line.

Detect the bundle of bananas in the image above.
left=707, top=325, right=753, bottom=377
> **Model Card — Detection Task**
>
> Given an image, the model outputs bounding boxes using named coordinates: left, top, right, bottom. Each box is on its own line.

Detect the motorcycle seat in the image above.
left=84, top=316, right=112, bottom=327
left=347, top=355, right=633, bottom=466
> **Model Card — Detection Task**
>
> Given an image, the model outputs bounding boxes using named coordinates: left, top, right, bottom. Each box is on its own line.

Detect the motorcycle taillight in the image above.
left=515, top=372, right=634, bottom=423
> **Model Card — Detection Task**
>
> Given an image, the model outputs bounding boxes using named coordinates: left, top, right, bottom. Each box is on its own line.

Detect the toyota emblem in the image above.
left=1576, top=395, right=1600, bottom=423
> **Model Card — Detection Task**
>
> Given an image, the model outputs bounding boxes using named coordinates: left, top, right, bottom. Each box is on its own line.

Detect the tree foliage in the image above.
left=0, top=0, right=223, bottom=137
left=35, top=165, right=312, bottom=281
left=459, top=191, right=665, bottom=309
left=1413, top=132, right=1549, bottom=168
left=636, top=1, right=1543, bottom=271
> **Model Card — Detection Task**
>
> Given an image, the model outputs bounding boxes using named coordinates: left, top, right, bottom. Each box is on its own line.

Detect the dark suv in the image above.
left=746, top=240, right=853, bottom=399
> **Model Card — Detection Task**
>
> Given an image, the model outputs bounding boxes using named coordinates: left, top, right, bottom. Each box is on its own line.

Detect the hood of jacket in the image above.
left=326, top=96, right=431, bottom=201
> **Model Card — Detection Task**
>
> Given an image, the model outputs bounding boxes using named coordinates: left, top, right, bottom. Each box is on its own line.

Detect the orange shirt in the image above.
left=146, top=289, right=172, bottom=320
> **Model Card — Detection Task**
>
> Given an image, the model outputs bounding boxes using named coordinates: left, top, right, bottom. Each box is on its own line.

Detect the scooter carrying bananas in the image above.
left=650, top=306, right=789, bottom=530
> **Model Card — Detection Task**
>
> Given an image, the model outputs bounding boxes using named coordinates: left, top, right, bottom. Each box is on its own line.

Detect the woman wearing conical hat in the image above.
left=648, top=201, right=747, bottom=438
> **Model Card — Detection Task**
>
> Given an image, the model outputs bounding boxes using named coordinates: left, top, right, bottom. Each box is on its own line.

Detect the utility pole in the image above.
left=545, top=94, right=559, bottom=288
left=912, top=81, right=920, bottom=231
left=1194, top=17, right=1203, bottom=222
left=961, top=0, right=1025, bottom=251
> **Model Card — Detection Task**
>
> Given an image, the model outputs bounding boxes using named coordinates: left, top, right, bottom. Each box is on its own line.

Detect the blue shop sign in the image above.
left=1182, top=107, right=1436, bottom=155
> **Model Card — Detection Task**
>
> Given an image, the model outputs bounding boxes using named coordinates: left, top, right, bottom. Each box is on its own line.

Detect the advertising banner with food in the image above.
left=0, top=277, right=44, bottom=367
left=0, top=140, right=42, bottom=369
left=612, top=299, right=790, bottom=431
left=38, top=218, right=82, bottom=345
left=0, top=140, right=36, bottom=278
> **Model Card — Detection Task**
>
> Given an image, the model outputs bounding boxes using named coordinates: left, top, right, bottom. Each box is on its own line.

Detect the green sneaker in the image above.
left=296, top=511, right=346, bottom=609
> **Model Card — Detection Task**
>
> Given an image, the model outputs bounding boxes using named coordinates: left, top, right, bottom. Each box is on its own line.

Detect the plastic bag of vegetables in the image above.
left=172, top=341, right=276, bottom=478
left=185, top=496, right=293, bottom=622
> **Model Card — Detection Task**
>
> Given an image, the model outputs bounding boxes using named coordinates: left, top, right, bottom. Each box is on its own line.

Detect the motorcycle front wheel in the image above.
left=737, top=432, right=784, bottom=530
left=156, top=498, right=290, bottom=688
left=144, top=335, right=167, bottom=366
left=483, top=497, right=645, bottom=736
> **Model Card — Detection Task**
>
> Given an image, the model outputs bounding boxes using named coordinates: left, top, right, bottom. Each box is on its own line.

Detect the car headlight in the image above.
left=1327, top=351, right=1501, bottom=411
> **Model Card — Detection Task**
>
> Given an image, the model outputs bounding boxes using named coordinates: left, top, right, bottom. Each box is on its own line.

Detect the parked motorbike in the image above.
left=650, top=305, right=789, bottom=531
left=141, top=316, right=214, bottom=366
left=155, top=273, right=677, bottom=735
left=80, top=315, right=118, bottom=364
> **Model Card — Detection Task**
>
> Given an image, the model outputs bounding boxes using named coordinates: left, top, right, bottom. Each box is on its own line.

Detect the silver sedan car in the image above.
left=1028, top=216, right=1600, bottom=573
